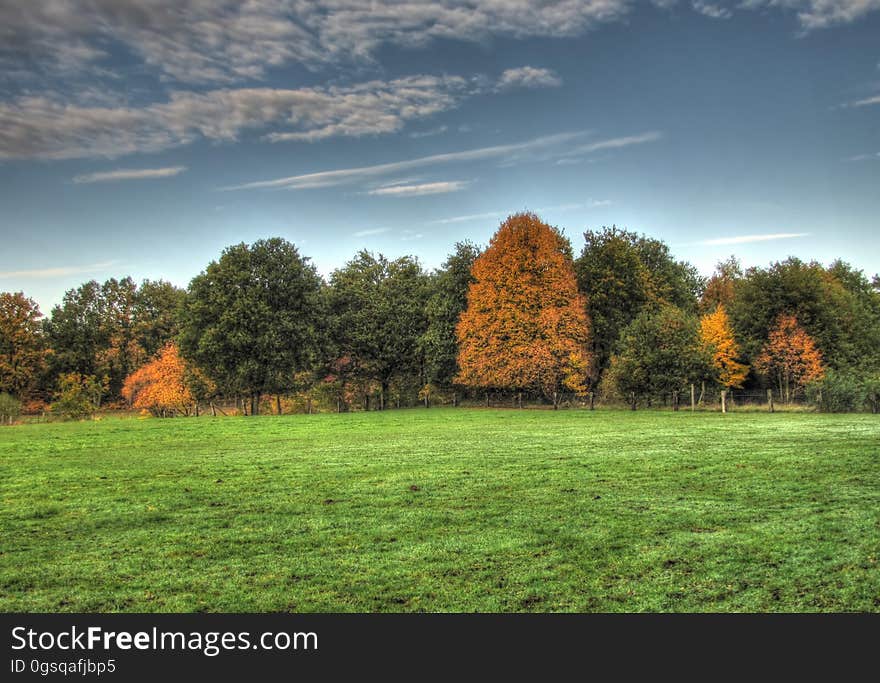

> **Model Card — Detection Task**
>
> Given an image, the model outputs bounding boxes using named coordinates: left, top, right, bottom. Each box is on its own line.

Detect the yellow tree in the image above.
left=122, top=343, right=193, bottom=416
left=699, top=304, right=748, bottom=389
left=754, top=313, right=825, bottom=403
left=456, top=212, right=592, bottom=407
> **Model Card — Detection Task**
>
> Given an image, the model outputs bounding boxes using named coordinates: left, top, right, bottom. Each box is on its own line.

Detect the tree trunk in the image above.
left=589, top=392, right=595, bottom=410
left=517, top=392, right=522, bottom=409
left=698, top=381, right=705, bottom=405
left=210, top=401, right=216, bottom=417
left=364, top=394, right=370, bottom=412
left=452, top=392, right=457, bottom=408
left=552, top=391, right=558, bottom=410
left=690, top=384, right=695, bottom=412
left=768, top=389, right=774, bottom=413
left=276, top=394, right=282, bottom=416
left=381, top=382, right=388, bottom=411
left=721, top=390, right=727, bottom=414
left=194, top=402, right=199, bottom=418
left=485, top=392, right=490, bottom=408
left=337, top=399, right=342, bottom=413
left=307, top=397, right=312, bottom=415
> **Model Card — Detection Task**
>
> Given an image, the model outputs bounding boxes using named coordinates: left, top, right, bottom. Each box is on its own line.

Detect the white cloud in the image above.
left=367, top=180, right=469, bottom=197
left=0, top=75, right=472, bottom=159
left=409, top=125, right=448, bottom=138
left=429, top=210, right=507, bottom=225
left=72, top=166, right=187, bottom=184
left=496, top=66, right=563, bottom=91
left=224, top=130, right=659, bottom=191
left=847, top=151, right=880, bottom=161
left=701, top=232, right=810, bottom=246
left=0, top=261, right=117, bottom=279
left=844, top=93, right=880, bottom=107
left=692, top=2, right=733, bottom=19
left=0, top=1, right=634, bottom=86
left=352, top=228, right=392, bottom=237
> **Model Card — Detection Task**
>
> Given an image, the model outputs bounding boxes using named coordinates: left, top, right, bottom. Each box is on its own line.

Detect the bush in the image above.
left=50, top=373, right=101, bottom=420
left=807, top=370, right=866, bottom=413
left=0, top=393, right=21, bottom=425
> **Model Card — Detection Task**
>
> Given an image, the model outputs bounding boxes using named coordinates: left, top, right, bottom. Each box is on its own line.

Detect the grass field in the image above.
left=1, top=408, right=878, bottom=612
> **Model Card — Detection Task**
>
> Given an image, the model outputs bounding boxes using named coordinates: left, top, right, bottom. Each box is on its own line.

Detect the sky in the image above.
left=1, top=1, right=878, bottom=313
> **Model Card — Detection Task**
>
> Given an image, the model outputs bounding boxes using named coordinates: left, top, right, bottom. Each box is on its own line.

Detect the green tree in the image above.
left=327, top=251, right=430, bottom=410
left=134, top=279, right=186, bottom=360
left=574, top=226, right=702, bottom=382
left=602, top=305, right=709, bottom=408
left=179, top=238, right=324, bottom=415
left=421, top=241, right=481, bottom=391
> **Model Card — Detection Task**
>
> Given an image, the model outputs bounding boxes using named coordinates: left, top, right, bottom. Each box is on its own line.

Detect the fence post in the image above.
left=690, top=383, right=695, bottom=412
left=721, top=390, right=727, bottom=414
left=767, top=389, right=774, bottom=413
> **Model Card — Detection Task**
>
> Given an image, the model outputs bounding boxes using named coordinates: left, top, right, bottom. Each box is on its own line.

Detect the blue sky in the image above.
left=1, top=1, right=878, bottom=313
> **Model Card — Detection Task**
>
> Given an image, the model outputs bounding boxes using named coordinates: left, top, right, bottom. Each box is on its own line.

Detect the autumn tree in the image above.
left=754, top=313, right=825, bottom=403
left=700, top=257, right=741, bottom=314
left=179, top=238, right=324, bottom=415
left=699, top=304, right=748, bottom=389
left=456, top=212, right=592, bottom=407
left=0, top=292, right=47, bottom=399
left=122, top=343, right=193, bottom=416
left=326, top=251, right=430, bottom=410
left=601, top=304, right=710, bottom=408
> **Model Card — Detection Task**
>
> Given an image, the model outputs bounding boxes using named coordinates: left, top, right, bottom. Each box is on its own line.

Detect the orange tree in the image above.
left=699, top=304, right=748, bottom=389
left=122, top=343, right=193, bottom=416
left=455, top=212, right=591, bottom=407
left=0, top=292, right=47, bottom=399
left=754, top=313, right=825, bottom=402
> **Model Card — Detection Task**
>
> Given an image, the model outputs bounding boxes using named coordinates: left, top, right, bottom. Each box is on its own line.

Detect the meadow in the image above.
left=1, top=408, right=878, bottom=612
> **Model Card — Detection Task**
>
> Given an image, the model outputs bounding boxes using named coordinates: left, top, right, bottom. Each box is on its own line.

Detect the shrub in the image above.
left=807, top=370, right=866, bottom=413
left=0, top=393, right=21, bottom=425
left=50, top=373, right=101, bottom=420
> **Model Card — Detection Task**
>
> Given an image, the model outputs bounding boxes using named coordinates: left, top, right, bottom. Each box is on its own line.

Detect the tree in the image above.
left=326, top=251, right=430, bottom=410
left=602, top=304, right=709, bottom=408
left=754, top=314, right=825, bottom=403
left=0, top=292, right=47, bottom=399
left=699, top=304, right=749, bottom=389
left=134, top=279, right=186, bottom=360
left=700, top=257, right=741, bottom=314
left=122, top=343, right=193, bottom=416
left=179, top=238, right=324, bottom=415
left=421, top=241, right=481, bottom=391
left=456, top=212, right=592, bottom=406
left=574, top=226, right=702, bottom=381
left=50, top=373, right=103, bottom=419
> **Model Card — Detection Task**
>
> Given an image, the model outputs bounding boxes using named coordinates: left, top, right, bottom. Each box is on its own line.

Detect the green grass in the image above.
left=1, top=409, right=878, bottom=612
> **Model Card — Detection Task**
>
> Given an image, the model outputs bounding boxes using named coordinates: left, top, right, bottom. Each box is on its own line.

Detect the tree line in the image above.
left=2, top=212, right=879, bottom=420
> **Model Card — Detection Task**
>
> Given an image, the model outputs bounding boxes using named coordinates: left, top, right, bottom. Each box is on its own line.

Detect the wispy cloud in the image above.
left=429, top=200, right=608, bottom=225
left=223, top=130, right=659, bottom=192
left=846, top=94, right=880, bottom=107
left=701, top=233, right=810, bottom=246
left=72, top=166, right=187, bottom=184
left=409, top=125, right=448, bottom=139
left=692, top=2, right=733, bottom=20
left=496, top=66, right=562, bottom=91
left=367, top=180, right=469, bottom=197
left=352, top=228, right=392, bottom=237
left=429, top=210, right=506, bottom=225
left=0, top=261, right=117, bottom=279
left=847, top=152, right=880, bottom=161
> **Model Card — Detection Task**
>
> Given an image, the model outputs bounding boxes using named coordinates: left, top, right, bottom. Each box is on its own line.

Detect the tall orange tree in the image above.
left=0, top=292, right=47, bottom=399
left=754, top=313, right=825, bottom=403
left=456, top=212, right=592, bottom=406
left=122, top=343, right=194, bottom=416
left=700, top=304, right=748, bottom=389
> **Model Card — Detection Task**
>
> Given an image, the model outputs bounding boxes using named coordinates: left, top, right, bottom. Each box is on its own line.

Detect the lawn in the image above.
left=1, top=408, right=878, bottom=612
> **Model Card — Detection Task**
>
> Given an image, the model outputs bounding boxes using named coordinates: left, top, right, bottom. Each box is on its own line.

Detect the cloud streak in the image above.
left=72, top=166, right=187, bottom=184
left=701, top=233, right=810, bottom=246
left=224, top=130, right=659, bottom=191
left=0, top=261, right=117, bottom=279
left=367, top=181, right=470, bottom=197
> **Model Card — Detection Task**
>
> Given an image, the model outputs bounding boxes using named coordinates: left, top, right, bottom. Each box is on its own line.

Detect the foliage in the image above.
left=574, top=225, right=703, bottom=381
left=122, top=343, right=194, bottom=416
left=326, top=251, right=431, bottom=409
left=179, top=238, right=324, bottom=414
left=699, top=304, right=749, bottom=388
left=603, top=304, right=710, bottom=406
left=2, top=410, right=879, bottom=612
left=754, top=314, right=825, bottom=403
left=0, top=392, right=21, bottom=425
left=456, top=213, right=592, bottom=402
left=700, top=257, right=741, bottom=314
left=50, top=373, right=103, bottom=419
left=421, top=241, right=481, bottom=389
left=806, top=370, right=867, bottom=413
left=0, top=292, right=47, bottom=399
